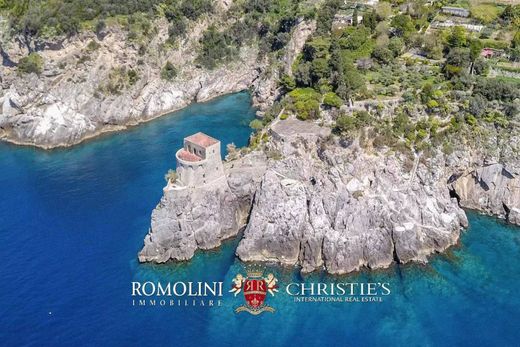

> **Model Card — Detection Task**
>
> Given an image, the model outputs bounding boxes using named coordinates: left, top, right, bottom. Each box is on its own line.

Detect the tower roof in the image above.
left=177, top=149, right=202, bottom=162
left=185, top=132, right=219, bottom=148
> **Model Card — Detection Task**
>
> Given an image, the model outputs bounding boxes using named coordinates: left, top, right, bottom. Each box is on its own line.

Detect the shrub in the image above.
left=280, top=74, right=296, bottom=91
left=87, top=40, right=100, bottom=51
left=287, top=88, right=321, bottom=120
left=161, top=61, right=177, bottom=81
left=17, top=53, right=43, bottom=75
left=322, top=92, right=343, bottom=108
left=164, top=169, right=177, bottom=183
left=98, top=66, right=138, bottom=95
left=127, top=69, right=138, bottom=85
left=95, top=20, right=106, bottom=35
left=336, top=114, right=356, bottom=133
left=249, top=119, right=263, bottom=131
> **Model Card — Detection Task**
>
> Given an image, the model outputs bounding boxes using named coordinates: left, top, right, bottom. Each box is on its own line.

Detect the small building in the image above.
left=441, top=6, right=470, bottom=18
left=333, top=12, right=363, bottom=30
left=431, top=20, right=483, bottom=33
left=175, top=132, right=224, bottom=187
left=480, top=48, right=505, bottom=59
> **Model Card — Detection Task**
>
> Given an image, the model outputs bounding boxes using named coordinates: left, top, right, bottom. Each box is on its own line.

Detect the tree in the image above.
left=316, top=0, right=341, bottom=35
left=372, top=46, right=393, bottom=64
left=468, top=95, right=487, bottom=117
left=364, top=10, right=377, bottom=32
left=423, top=33, right=443, bottom=60
left=473, top=58, right=489, bottom=76
left=449, top=26, right=467, bottom=48
left=469, top=40, right=483, bottom=61
left=341, top=61, right=364, bottom=102
left=311, top=58, right=329, bottom=83
left=391, top=15, right=414, bottom=39
left=353, top=8, right=359, bottom=27
left=295, top=61, right=312, bottom=87
left=388, top=37, right=404, bottom=57
left=375, top=2, right=392, bottom=20
left=197, top=26, right=234, bottom=69
left=446, top=48, right=470, bottom=67
left=280, top=74, right=296, bottom=91
left=340, top=26, right=371, bottom=50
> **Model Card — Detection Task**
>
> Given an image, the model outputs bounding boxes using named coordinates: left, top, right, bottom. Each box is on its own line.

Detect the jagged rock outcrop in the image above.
left=140, top=118, right=476, bottom=274
left=138, top=152, right=268, bottom=263
left=235, top=120, right=468, bottom=274
left=449, top=163, right=520, bottom=226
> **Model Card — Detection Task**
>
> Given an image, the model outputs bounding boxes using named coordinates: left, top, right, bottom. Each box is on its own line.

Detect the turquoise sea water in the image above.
left=0, top=92, right=519, bottom=346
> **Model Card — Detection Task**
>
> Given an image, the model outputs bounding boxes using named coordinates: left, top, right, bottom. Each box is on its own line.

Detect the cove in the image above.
left=0, top=92, right=519, bottom=346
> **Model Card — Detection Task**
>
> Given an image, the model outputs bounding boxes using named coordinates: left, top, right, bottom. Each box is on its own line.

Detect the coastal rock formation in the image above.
left=449, top=163, right=520, bottom=226
left=139, top=178, right=241, bottom=263
left=0, top=26, right=260, bottom=148
left=138, top=152, right=267, bottom=263
left=235, top=120, right=468, bottom=274
left=0, top=13, right=316, bottom=148
left=141, top=119, right=473, bottom=274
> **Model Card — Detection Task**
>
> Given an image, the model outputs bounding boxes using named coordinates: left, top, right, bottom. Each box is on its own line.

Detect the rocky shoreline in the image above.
left=1, top=14, right=318, bottom=148
left=138, top=117, right=519, bottom=274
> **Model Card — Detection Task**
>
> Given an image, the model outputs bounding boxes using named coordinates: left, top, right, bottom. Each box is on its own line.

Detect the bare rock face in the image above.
left=0, top=15, right=318, bottom=148
left=138, top=152, right=268, bottom=263
left=140, top=119, right=474, bottom=274
left=236, top=124, right=467, bottom=274
left=139, top=180, right=241, bottom=263
left=450, top=163, right=520, bottom=226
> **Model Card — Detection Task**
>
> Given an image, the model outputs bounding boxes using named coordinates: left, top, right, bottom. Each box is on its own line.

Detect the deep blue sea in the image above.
left=0, top=92, right=519, bottom=347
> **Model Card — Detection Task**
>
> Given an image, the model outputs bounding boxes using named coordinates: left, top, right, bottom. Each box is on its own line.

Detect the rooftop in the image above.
left=177, top=149, right=202, bottom=162
left=271, top=118, right=331, bottom=138
left=185, top=132, right=219, bottom=148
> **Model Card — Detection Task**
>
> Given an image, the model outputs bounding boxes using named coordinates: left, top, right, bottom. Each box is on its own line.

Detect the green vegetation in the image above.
left=160, top=61, right=177, bottom=81
left=17, top=52, right=43, bottom=74
left=0, top=0, right=213, bottom=40
left=471, top=4, right=500, bottom=24
left=197, top=25, right=236, bottom=69
left=98, top=66, right=139, bottom=95
left=249, top=119, right=263, bottom=131
left=287, top=88, right=321, bottom=120
left=251, top=0, right=520, bottom=156
left=323, top=92, right=343, bottom=108
left=164, top=169, right=177, bottom=183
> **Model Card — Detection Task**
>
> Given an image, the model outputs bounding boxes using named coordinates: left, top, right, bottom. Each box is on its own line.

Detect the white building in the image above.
left=441, top=6, right=470, bottom=18
left=333, top=12, right=364, bottom=30
left=175, top=132, right=224, bottom=187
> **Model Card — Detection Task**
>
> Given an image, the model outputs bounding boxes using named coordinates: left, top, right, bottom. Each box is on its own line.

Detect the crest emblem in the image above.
left=230, top=269, right=278, bottom=315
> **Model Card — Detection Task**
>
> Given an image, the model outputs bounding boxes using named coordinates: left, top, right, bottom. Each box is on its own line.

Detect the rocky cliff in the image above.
left=0, top=9, right=314, bottom=148
left=137, top=118, right=520, bottom=274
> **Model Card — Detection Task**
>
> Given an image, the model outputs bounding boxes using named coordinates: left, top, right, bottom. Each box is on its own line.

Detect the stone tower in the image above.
left=175, top=132, right=224, bottom=187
